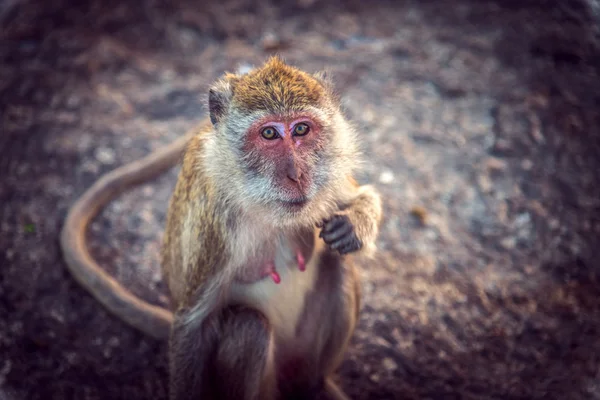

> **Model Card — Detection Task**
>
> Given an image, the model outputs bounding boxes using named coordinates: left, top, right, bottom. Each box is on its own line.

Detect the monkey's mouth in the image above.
left=279, top=197, right=309, bottom=210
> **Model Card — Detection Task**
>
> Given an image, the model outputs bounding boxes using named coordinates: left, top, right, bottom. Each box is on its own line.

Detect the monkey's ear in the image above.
left=208, top=79, right=234, bottom=126
left=312, top=70, right=332, bottom=88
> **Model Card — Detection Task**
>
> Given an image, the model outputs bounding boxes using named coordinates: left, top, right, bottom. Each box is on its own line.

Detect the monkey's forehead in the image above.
left=230, top=64, right=327, bottom=115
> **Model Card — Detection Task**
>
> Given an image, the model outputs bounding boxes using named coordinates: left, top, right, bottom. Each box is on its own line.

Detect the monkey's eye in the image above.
left=293, top=123, right=310, bottom=136
left=261, top=127, right=278, bottom=140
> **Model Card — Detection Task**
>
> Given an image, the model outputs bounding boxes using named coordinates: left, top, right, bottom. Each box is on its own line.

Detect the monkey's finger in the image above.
left=329, top=233, right=359, bottom=252
left=337, top=238, right=362, bottom=255
left=320, top=215, right=346, bottom=236
left=321, top=223, right=353, bottom=244
left=321, top=217, right=344, bottom=234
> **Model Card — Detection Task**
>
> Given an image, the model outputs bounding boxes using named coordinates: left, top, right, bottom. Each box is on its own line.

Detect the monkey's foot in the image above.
left=296, top=249, right=306, bottom=272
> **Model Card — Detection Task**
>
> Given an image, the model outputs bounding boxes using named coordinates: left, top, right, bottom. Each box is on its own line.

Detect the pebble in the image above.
left=477, top=174, right=493, bottom=193
left=501, top=236, right=517, bottom=249
left=521, top=159, right=534, bottom=171
left=379, top=170, right=394, bottom=184
left=261, top=32, right=283, bottom=51
left=382, top=357, right=398, bottom=371
left=95, top=147, right=116, bottom=165
left=486, top=157, right=507, bottom=172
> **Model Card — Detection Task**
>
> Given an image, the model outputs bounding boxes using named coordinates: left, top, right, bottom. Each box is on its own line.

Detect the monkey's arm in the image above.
left=320, top=179, right=382, bottom=257
left=60, top=118, right=210, bottom=339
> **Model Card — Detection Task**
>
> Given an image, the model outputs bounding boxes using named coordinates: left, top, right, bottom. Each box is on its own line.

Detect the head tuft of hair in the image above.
left=229, top=56, right=332, bottom=115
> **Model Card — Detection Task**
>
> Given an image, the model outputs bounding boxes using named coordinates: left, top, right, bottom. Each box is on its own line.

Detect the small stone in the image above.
left=261, top=32, right=283, bottom=51
left=95, top=147, right=116, bottom=165
left=515, top=212, right=530, bottom=225
left=142, top=186, right=154, bottom=197
left=486, top=157, right=507, bottom=172
left=521, top=159, right=533, bottom=171
left=103, top=348, right=112, bottom=358
left=49, top=310, right=65, bottom=323
left=382, top=357, right=397, bottom=371
left=494, top=138, right=511, bottom=153
left=410, top=206, right=428, bottom=225
left=0, top=359, right=12, bottom=386
left=66, top=95, right=81, bottom=109
left=363, top=108, right=375, bottom=123
left=379, top=170, right=394, bottom=184
left=158, top=294, right=170, bottom=305
left=477, top=174, right=492, bottom=193
left=425, top=229, right=438, bottom=240
left=501, top=236, right=516, bottom=249
left=64, top=352, right=78, bottom=365
left=236, top=62, right=253, bottom=75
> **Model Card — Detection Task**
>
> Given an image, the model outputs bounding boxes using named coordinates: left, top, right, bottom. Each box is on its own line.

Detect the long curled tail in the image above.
left=60, top=125, right=203, bottom=340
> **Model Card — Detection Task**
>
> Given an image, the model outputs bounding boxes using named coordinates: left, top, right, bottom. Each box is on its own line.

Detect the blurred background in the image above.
left=1, top=0, right=599, bottom=399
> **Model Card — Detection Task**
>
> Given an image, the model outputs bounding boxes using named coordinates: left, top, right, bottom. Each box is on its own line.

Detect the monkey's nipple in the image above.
left=270, top=270, right=281, bottom=284
left=296, top=250, right=306, bottom=272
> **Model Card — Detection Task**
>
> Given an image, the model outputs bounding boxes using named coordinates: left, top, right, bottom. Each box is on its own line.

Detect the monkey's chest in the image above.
left=237, top=253, right=318, bottom=340
left=231, top=236, right=321, bottom=342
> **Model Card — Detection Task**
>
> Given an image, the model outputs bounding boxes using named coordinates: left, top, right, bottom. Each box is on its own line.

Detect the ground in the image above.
left=1, top=0, right=600, bottom=399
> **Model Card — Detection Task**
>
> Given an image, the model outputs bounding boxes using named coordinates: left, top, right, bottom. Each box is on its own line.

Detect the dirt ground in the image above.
left=1, top=0, right=600, bottom=399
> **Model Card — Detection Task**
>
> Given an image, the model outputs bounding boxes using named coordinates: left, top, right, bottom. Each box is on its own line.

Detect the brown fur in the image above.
left=161, top=124, right=230, bottom=309
left=227, top=56, right=327, bottom=115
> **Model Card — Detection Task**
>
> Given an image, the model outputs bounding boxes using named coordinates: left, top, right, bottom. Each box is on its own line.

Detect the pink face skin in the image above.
left=244, top=113, right=324, bottom=205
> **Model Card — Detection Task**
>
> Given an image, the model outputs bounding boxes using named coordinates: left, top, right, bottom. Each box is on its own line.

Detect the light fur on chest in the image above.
left=230, top=229, right=322, bottom=340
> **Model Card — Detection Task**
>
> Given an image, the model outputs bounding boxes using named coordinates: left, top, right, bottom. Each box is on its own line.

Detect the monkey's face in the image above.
left=207, top=57, right=361, bottom=226
left=228, top=105, right=360, bottom=229
left=241, top=112, right=326, bottom=211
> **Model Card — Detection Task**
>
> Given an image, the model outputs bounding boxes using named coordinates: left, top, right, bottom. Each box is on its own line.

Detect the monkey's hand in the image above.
left=319, top=214, right=362, bottom=255
left=319, top=185, right=382, bottom=257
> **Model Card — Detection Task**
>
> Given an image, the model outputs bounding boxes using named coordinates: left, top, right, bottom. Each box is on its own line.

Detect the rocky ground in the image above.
left=1, top=0, right=600, bottom=399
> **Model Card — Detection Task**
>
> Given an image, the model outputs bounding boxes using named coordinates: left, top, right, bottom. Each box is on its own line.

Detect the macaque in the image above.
left=161, top=57, right=382, bottom=399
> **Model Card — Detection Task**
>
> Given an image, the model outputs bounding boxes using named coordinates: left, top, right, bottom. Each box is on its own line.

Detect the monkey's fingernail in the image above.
left=296, top=250, right=306, bottom=271
left=271, top=271, right=281, bottom=284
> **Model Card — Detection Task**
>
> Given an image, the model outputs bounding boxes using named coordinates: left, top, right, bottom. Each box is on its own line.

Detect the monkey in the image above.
left=161, top=56, right=382, bottom=400
left=58, top=56, right=382, bottom=399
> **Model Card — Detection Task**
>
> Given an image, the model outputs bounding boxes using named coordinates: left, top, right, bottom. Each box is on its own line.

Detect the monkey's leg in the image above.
left=319, top=257, right=360, bottom=400
left=169, top=305, right=277, bottom=400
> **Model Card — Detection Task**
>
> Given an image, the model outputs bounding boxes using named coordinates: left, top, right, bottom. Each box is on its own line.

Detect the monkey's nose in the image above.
left=286, top=163, right=302, bottom=183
